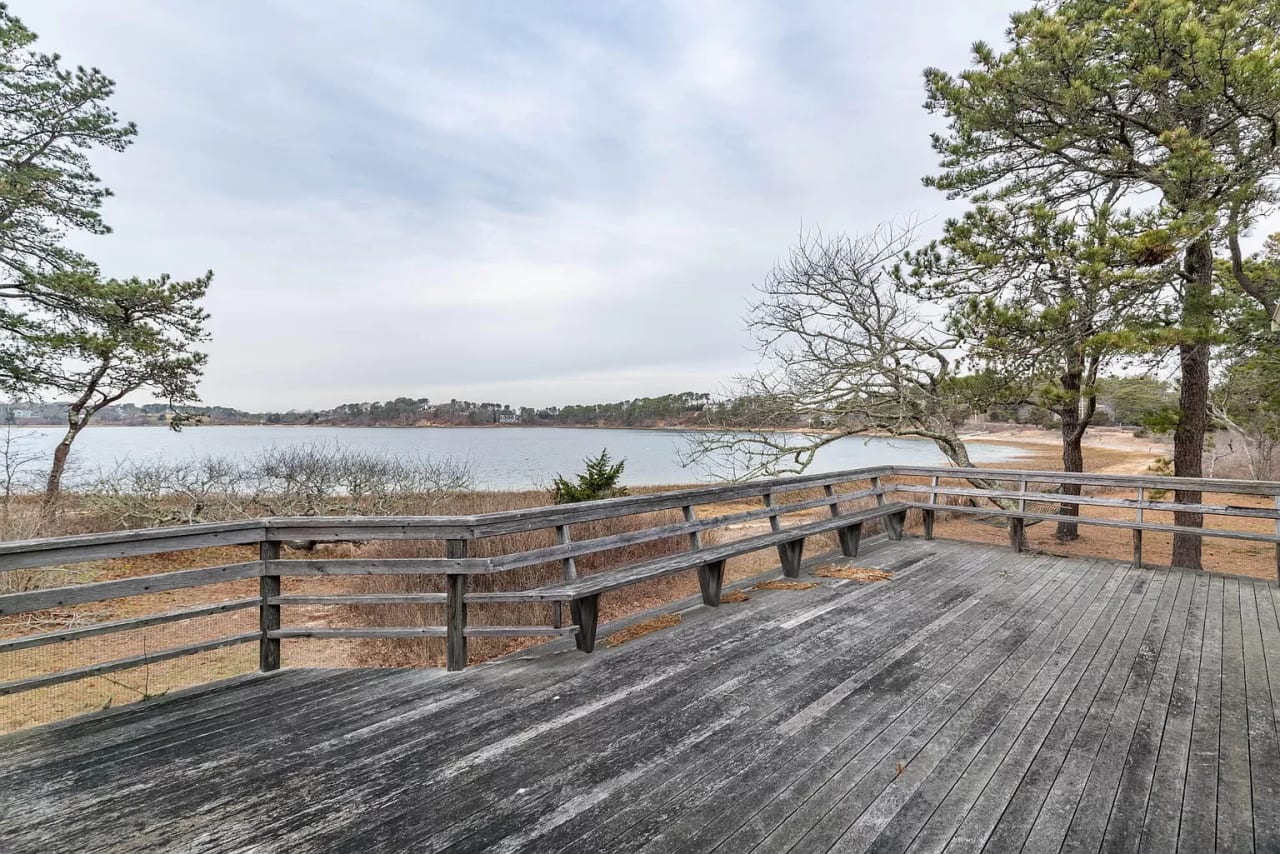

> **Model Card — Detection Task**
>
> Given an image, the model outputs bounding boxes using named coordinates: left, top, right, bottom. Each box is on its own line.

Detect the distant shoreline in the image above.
left=11, top=421, right=1043, bottom=441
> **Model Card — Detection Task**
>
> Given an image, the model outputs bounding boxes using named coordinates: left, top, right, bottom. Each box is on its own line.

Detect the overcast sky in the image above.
left=24, top=1, right=1261, bottom=412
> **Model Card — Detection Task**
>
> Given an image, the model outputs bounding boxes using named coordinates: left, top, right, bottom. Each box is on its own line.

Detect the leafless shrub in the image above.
left=1205, top=430, right=1280, bottom=481
left=246, top=443, right=473, bottom=516
left=77, top=443, right=474, bottom=528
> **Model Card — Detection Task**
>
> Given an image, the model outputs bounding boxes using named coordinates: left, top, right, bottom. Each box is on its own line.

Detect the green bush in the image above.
left=552, top=449, right=629, bottom=504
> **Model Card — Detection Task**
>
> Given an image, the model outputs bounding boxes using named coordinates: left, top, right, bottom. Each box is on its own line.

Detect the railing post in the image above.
left=763, top=492, right=781, bottom=532
left=258, top=540, right=281, bottom=672
left=870, top=476, right=886, bottom=506
left=446, top=539, right=468, bottom=672
left=681, top=505, right=703, bottom=550
left=552, top=525, right=577, bottom=629
left=823, top=484, right=841, bottom=518
left=1274, top=493, right=1279, bottom=586
left=825, top=484, right=860, bottom=557
left=1008, top=478, right=1027, bottom=553
left=1134, top=487, right=1145, bottom=569
left=922, top=475, right=938, bottom=540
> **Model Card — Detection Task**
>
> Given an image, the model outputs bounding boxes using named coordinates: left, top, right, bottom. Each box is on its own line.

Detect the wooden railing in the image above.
left=1, top=466, right=1278, bottom=698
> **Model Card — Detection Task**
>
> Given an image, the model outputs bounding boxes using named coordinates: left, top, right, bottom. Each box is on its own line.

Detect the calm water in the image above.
left=10, top=425, right=1026, bottom=490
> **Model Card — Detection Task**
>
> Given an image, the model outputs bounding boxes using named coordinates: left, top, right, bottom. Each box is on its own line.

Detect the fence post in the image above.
left=1134, top=487, right=1145, bottom=569
left=259, top=540, right=281, bottom=672
left=763, top=492, right=781, bottom=532
left=1008, top=478, right=1027, bottom=553
left=923, top=475, right=938, bottom=540
left=825, top=483, right=860, bottom=557
left=823, top=484, right=840, bottom=518
left=446, top=539, right=468, bottom=672
left=682, top=505, right=703, bottom=550
left=552, top=525, right=577, bottom=629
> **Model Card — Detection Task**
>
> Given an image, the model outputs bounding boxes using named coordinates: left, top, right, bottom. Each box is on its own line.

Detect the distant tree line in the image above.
left=6, top=379, right=1192, bottom=432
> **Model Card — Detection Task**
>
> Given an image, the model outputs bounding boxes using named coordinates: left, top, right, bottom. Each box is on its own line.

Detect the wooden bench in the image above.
left=470, top=502, right=909, bottom=653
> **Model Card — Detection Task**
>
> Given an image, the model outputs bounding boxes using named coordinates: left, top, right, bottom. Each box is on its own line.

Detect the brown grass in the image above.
left=720, top=590, right=751, bottom=604
left=352, top=495, right=691, bottom=666
left=753, top=580, right=819, bottom=591
left=605, top=613, right=681, bottom=647
left=814, top=565, right=894, bottom=582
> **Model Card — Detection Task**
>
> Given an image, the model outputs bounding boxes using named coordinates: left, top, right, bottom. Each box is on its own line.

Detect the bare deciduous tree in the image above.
left=685, top=220, right=1015, bottom=514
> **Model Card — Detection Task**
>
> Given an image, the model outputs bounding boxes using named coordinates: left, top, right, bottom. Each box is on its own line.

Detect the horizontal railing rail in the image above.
left=1, top=465, right=1278, bottom=698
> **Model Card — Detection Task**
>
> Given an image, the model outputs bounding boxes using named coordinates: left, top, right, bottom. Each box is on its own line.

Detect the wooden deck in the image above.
left=2, top=536, right=1279, bottom=853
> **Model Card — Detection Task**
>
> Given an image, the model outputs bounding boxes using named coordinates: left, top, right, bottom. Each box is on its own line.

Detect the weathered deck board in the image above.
left=527, top=547, right=1045, bottom=854
left=1179, top=572, right=1225, bottom=853
left=941, top=557, right=1164, bottom=853
left=1, top=538, right=1278, bottom=854
left=854, top=558, right=1132, bottom=853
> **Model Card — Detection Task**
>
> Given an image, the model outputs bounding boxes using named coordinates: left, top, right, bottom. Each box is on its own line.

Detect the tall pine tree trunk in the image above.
left=42, top=424, right=81, bottom=510
left=1171, top=236, right=1212, bottom=570
left=1055, top=355, right=1096, bottom=542
left=1057, top=415, right=1085, bottom=542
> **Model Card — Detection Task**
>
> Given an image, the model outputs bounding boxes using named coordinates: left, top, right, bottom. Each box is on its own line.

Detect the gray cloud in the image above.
left=21, top=1, right=1275, bottom=410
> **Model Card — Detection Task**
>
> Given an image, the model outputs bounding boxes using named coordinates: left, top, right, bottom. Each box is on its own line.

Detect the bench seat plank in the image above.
left=466, top=503, right=908, bottom=604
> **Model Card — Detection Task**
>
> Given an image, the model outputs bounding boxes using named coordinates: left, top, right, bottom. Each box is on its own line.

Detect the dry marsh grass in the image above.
left=349, top=494, right=692, bottom=666
left=605, top=613, right=681, bottom=648
left=814, top=565, right=894, bottom=582
left=753, top=580, right=818, bottom=591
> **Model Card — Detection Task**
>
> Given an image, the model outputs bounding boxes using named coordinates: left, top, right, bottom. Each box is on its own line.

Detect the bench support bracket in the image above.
left=698, top=560, right=726, bottom=606
left=571, top=595, right=600, bottom=653
left=921, top=509, right=935, bottom=541
left=837, top=523, right=862, bottom=558
left=885, top=509, right=907, bottom=541
left=778, top=539, right=805, bottom=579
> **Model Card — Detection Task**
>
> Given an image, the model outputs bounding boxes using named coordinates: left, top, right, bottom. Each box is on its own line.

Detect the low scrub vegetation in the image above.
left=0, top=443, right=474, bottom=538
